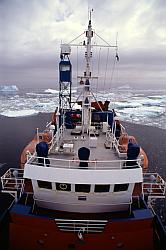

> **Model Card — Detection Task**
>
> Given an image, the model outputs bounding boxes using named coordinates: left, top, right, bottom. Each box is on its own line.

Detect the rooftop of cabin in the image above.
left=26, top=123, right=142, bottom=171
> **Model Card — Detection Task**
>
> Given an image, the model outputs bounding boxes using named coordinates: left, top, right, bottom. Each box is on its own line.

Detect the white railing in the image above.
left=26, top=155, right=141, bottom=170
left=1, top=168, right=24, bottom=190
left=105, top=130, right=128, bottom=158
left=48, top=123, right=65, bottom=150
left=1, top=168, right=25, bottom=201
left=113, top=136, right=127, bottom=158
left=36, top=122, right=66, bottom=150
left=143, top=173, right=166, bottom=197
left=55, top=218, right=108, bottom=233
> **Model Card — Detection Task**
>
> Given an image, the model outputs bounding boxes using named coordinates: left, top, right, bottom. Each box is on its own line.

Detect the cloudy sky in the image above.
left=0, top=0, right=166, bottom=90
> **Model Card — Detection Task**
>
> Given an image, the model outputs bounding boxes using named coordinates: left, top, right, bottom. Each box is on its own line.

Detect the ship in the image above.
left=0, top=11, right=166, bottom=250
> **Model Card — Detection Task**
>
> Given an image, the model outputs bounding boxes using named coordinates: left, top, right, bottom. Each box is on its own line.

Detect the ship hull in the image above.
left=7, top=201, right=166, bottom=250
left=9, top=211, right=153, bottom=250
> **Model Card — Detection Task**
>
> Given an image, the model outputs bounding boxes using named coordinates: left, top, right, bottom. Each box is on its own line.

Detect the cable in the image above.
left=103, top=48, right=110, bottom=95
left=68, top=32, right=85, bottom=44
left=76, top=46, right=78, bottom=89
left=96, top=47, right=101, bottom=97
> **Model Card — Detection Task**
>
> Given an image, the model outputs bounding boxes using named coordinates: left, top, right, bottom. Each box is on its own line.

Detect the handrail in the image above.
left=55, top=218, right=108, bottom=233
left=1, top=168, right=25, bottom=201
left=142, top=173, right=166, bottom=197
left=1, top=168, right=24, bottom=179
left=55, top=219, right=108, bottom=222
left=143, top=173, right=165, bottom=185
left=1, top=168, right=24, bottom=190
left=26, top=154, right=141, bottom=170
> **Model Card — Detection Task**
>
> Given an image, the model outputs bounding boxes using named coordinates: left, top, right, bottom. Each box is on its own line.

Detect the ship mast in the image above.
left=82, top=10, right=94, bottom=133
left=85, top=11, right=93, bottom=78
left=59, top=10, right=118, bottom=134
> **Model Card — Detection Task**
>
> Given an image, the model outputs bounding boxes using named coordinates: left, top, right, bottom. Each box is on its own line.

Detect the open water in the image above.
left=0, top=85, right=166, bottom=130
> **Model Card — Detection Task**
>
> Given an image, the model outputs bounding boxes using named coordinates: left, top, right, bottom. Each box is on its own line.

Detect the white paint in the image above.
left=32, top=181, right=134, bottom=213
left=24, top=164, right=143, bottom=184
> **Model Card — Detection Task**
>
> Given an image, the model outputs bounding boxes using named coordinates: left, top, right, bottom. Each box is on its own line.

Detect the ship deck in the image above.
left=50, top=129, right=120, bottom=159
left=46, top=128, right=126, bottom=169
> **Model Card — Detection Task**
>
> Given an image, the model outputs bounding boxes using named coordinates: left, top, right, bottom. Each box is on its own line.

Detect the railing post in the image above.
left=1, top=177, right=4, bottom=189
left=74, top=221, right=75, bottom=233
left=36, top=128, right=39, bottom=143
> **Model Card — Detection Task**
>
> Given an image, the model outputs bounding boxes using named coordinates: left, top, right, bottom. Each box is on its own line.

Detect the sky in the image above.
left=0, top=0, right=166, bottom=90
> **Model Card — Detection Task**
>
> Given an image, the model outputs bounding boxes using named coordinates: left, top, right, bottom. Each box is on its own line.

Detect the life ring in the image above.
left=59, top=183, right=68, bottom=190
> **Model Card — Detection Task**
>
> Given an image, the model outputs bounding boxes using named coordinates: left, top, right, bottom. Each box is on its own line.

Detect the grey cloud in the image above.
left=0, top=0, right=166, bottom=90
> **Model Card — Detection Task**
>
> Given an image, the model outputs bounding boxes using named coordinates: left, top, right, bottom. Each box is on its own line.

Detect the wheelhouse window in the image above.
left=37, top=180, right=52, bottom=189
left=94, top=184, right=110, bottom=193
left=75, top=184, right=90, bottom=193
left=114, top=184, right=129, bottom=192
left=56, top=183, right=71, bottom=191
left=61, top=65, right=70, bottom=71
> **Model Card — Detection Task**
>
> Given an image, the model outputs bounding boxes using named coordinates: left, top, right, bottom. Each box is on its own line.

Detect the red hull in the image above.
left=10, top=211, right=154, bottom=250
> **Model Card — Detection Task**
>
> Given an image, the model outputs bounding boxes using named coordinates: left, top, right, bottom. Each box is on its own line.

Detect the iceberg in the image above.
left=1, top=109, right=39, bottom=117
left=117, top=84, right=132, bottom=91
left=0, top=85, right=19, bottom=92
left=44, top=89, right=59, bottom=94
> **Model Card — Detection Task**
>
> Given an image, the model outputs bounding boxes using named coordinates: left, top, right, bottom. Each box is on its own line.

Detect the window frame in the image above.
left=37, top=180, right=52, bottom=190
left=94, top=184, right=110, bottom=193
left=113, top=183, right=129, bottom=192
left=75, top=184, right=91, bottom=193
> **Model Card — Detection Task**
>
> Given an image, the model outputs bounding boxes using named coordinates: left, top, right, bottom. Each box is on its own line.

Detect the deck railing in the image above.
left=1, top=168, right=25, bottom=201
left=54, top=218, right=108, bottom=233
left=143, top=173, right=166, bottom=198
left=1, top=168, right=24, bottom=190
left=26, top=154, right=141, bottom=170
